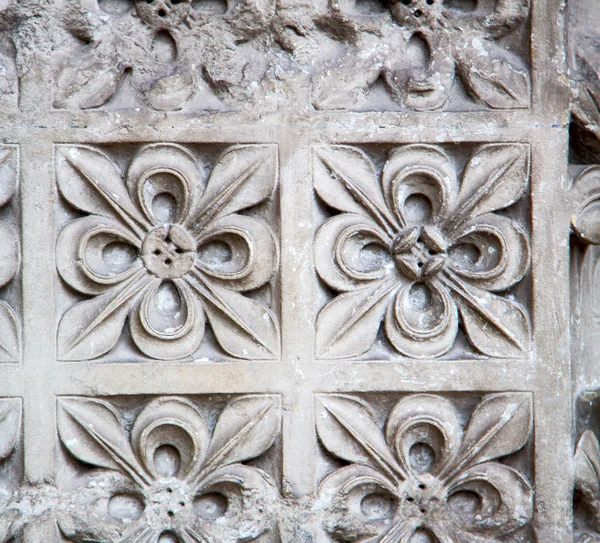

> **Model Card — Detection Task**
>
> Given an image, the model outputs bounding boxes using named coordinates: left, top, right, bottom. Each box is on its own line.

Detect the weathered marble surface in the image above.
left=0, top=0, right=593, bottom=541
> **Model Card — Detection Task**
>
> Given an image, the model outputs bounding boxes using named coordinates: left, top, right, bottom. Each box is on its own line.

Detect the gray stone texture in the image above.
left=0, top=0, right=593, bottom=541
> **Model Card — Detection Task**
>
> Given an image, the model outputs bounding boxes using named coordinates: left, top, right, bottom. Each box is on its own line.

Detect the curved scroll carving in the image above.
left=0, top=398, right=22, bottom=543
left=314, top=143, right=531, bottom=359
left=310, top=0, right=531, bottom=111
left=56, top=143, right=280, bottom=361
left=57, top=395, right=281, bottom=543
left=316, top=393, right=533, bottom=543
left=53, top=0, right=276, bottom=111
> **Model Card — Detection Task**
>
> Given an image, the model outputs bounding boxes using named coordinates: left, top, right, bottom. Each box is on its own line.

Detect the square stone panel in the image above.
left=55, top=394, right=282, bottom=543
left=313, top=142, right=531, bottom=361
left=313, top=392, right=535, bottom=543
left=54, top=142, right=280, bottom=363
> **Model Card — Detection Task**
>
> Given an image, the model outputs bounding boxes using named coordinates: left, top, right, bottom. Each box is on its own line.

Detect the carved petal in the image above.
left=197, top=395, right=281, bottom=479
left=129, top=280, right=206, bottom=360
left=196, top=214, right=278, bottom=292
left=575, top=430, right=600, bottom=530
left=315, top=214, right=392, bottom=292
left=573, top=166, right=600, bottom=244
left=0, top=398, right=20, bottom=460
left=57, top=398, right=149, bottom=485
left=316, top=279, right=398, bottom=359
left=186, top=271, right=279, bottom=359
left=57, top=216, right=143, bottom=296
left=0, top=146, right=18, bottom=208
left=54, top=49, right=123, bottom=109
left=445, top=462, right=533, bottom=537
left=445, top=393, right=532, bottom=480
left=447, top=214, right=530, bottom=292
left=450, top=144, right=530, bottom=228
left=126, top=143, right=202, bottom=226
left=0, top=221, right=17, bottom=292
left=382, top=145, right=458, bottom=227
left=313, top=145, right=398, bottom=235
left=0, top=302, right=19, bottom=362
left=318, top=464, right=400, bottom=541
left=190, top=145, right=278, bottom=231
left=455, top=39, right=530, bottom=109
left=315, top=394, right=404, bottom=481
left=443, top=273, right=530, bottom=357
left=190, top=464, right=277, bottom=543
left=56, top=146, right=151, bottom=238
left=58, top=270, right=154, bottom=361
left=144, top=68, right=198, bottom=112
left=384, top=280, right=459, bottom=359
left=385, top=395, right=461, bottom=478
left=130, top=397, right=209, bottom=482
left=57, top=471, right=147, bottom=543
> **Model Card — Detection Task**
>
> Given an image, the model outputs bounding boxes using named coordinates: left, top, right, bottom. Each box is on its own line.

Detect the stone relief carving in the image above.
left=53, top=0, right=276, bottom=111
left=314, top=143, right=530, bottom=359
left=0, top=146, right=20, bottom=363
left=309, top=0, right=531, bottom=111
left=56, top=394, right=281, bottom=543
left=0, top=1, right=17, bottom=107
left=0, top=398, right=21, bottom=543
left=56, top=143, right=279, bottom=361
left=315, top=393, right=533, bottom=542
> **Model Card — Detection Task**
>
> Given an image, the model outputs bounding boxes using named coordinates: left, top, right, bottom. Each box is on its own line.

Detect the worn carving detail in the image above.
left=0, top=398, right=21, bottom=543
left=53, top=0, right=275, bottom=111
left=57, top=395, right=280, bottom=543
left=572, top=166, right=600, bottom=246
left=0, top=147, right=19, bottom=363
left=575, top=431, right=600, bottom=542
left=56, top=143, right=280, bottom=361
left=314, top=144, right=530, bottom=359
left=310, top=0, right=530, bottom=111
left=316, top=393, right=533, bottom=542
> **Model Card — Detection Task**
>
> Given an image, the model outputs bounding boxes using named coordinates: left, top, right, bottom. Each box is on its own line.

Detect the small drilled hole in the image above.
left=406, top=497, right=414, bottom=502
left=401, top=0, right=411, bottom=4
left=419, top=484, right=426, bottom=489
left=426, top=0, right=434, bottom=4
left=154, top=249, right=161, bottom=256
left=414, top=8, right=422, bottom=16
left=420, top=507, right=426, bottom=513
left=167, top=510, right=174, bottom=517
left=165, top=258, right=173, bottom=265
left=158, top=8, right=167, bottom=15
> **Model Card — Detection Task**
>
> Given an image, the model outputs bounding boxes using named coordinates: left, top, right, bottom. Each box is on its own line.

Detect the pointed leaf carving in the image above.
left=448, top=277, right=530, bottom=358
left=0, top=302, right=19, bottom=362
left=58, top=272, right=152, bottom=361
left=57, top=397, right=148, bottom=485
left=453, top=143, right=530, bottom=225
left=315, top=394, right=404, bottom=482
left=449, top=393, right=532, bottom=477
left=313, top=145, right=397, bottom=235
left=0, top=398, right=20, bottom=460
left=316, top=280, right=396, bottom=359
left=457, top=45, right=530, bottom=109
left=56, top=146, right=149, bottom=236
left=0, top=146, right=17, bottom=208
left=200, top=395, right=281, bottom=476
left=192, top=145, right=278, bottom=229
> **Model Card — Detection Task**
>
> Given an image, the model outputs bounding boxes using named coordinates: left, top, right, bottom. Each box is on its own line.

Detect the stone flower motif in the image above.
left=314, top=144, right=530, bottom=359
left=0, top=147, right=19, bottom=362
left=54, top=0, right=274, bottom=111
left=316, top=393, right=533, bottom=543
left=313, top=0, right=530, bottom=111
left=57, top=395, right=280, bottom=543
left=0, top=399, right=21, bottom=543
left=56, top=143, right=279, bottom=361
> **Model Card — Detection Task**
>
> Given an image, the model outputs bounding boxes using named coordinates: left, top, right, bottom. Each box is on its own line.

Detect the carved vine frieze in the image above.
left=314, top=143, right=531, bottom=360
left=56, top=395, right=281, bottom=543
left=0, top=398, right=22, bottom=543
left=309, top=0, right=531, bottom=111
left=55, top=143, right=280, bottom=361
left=53, top=0, right=277, bottom=111
left=315, top=393, right=534, bottom=543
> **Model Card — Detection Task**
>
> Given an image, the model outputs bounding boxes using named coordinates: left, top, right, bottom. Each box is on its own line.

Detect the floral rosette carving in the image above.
left=57, top=395, right=280, bottom=543
left=56, top=143, right=279, bottom=361
left=316, top=393, right=533, bottom=543
left=312, top=0, right=530, bottom=111
left=0, top=147, right=19, bottom=362
left=54, top=0, right=275, bottom=111
left=314, top=144, right=531, bottom=359
left=0, top=399, right=21, bottom=543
